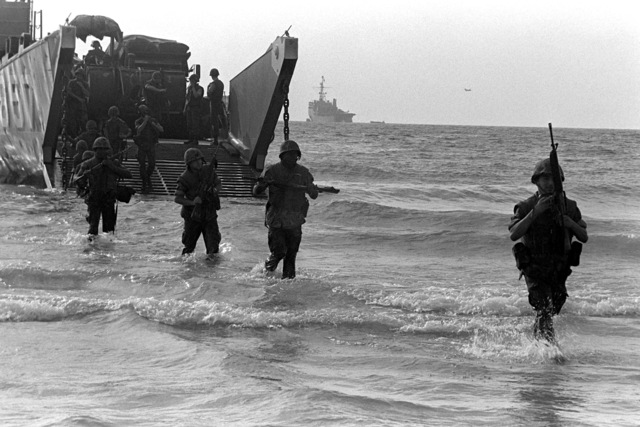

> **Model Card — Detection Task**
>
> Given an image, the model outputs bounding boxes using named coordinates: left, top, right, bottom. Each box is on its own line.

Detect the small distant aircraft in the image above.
left=464, top=88, right=472, bottom=92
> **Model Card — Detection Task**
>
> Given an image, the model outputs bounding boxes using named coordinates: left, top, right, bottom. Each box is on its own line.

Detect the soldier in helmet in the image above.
left=85, top=40, right=106, bottom=66
left=74, top=119, right=101, bottom=148
left=509, top=158, right=588, bottom=341
left=134, top=104, right=164, bottom=193
left=206, top=68, right=227, bottom=146
left=65, top=67, right=90, bottom=138
left=252, top=140, right=319, bottom=279
left=75, top=137, right=132, bottom=238
left=144, top=71, right=168, bottom=121
left=103, top=106, right=132, bottom=157
left=174, top=148, right=222, bottom=258
left=183, top=74, right=204, bottom=145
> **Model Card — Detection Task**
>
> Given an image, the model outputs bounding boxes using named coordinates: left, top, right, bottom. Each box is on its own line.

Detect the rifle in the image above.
left=548, top=123, right=571, bottom=254
left=244, top=176, right=340, bottom=194
left=73, top=145, right=134, bottom=183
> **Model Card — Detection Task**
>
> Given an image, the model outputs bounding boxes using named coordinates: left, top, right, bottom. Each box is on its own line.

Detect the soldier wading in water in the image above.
left=253, top=140, right=318, bottom=279
left=174, top=148, right=222, bottom=258
left=509, top=158, right=588, bottom=342
left=76, top=137, right=132, bottom=239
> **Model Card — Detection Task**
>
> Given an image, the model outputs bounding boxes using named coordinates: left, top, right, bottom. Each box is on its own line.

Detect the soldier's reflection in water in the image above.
left=514, top=368, right=585, bottom=426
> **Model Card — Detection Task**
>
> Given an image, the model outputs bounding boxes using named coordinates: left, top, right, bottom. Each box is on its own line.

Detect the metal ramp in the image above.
left=58, top=142, right=257, bottom=197
left=117, top=158, right=255, bottom=197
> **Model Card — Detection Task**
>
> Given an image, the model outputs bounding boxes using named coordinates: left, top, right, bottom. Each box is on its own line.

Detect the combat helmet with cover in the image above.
left=184, top=148, right=206, bottom=165
left=92, top=137, right=111, bottom=150
left=279, top=140, right=301, bottom=158
left=531, top=158, right=564, bottom=184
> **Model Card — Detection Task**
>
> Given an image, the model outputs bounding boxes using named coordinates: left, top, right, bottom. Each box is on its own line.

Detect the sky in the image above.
left=37, top=0, right=640, bottom=129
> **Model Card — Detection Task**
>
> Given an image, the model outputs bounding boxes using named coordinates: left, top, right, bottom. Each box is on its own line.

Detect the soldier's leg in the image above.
left=87, top=203, right=101, bottom=236
left=212, top=108, right=221, bottom=143
left=202, top=218, right=221, bottom=255
left=102, top=201, right=117, bottom=233
left=551, top=277, right=569, bottom=315
left=146, top=148, right=156, bottom=189
left=137, top=150, right=147, bottom=192
left=266, top=227, right=287, bottom=272
left=282, top=227, right=302, bottom=279
left=529, top=285, right=555, bottom=341
left=181, top=218, right=202, bottom=255
left=185, top=109, right=195, bottom=143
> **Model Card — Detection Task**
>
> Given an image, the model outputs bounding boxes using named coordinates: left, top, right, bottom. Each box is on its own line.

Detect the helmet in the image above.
left=108, top=106, right=119, bottom=116
left=152, top=71, right=161, bottom=80
left=75, top=139, right=88, bottom=151
left=82, top=150, right=95, bottom=160
left=279, top=140, right=301, bottom=158
left=188, top=74, right=199, bottom=82
left=184, top=147, right=205, bottom=165
left=138, top=104, right=150, bottom=114
left=209, top=68, right=219, bottom=77
left=92, top=137, right=111, bottom=150
left=531, top=158, right=564, bottom=183
left=91, top=40, right=101, bottom=49
left=86, top=120, right=97, bottom=130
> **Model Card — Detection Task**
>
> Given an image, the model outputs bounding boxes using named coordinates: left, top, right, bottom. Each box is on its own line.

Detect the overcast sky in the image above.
left=39, top=0, right=640, bottom=129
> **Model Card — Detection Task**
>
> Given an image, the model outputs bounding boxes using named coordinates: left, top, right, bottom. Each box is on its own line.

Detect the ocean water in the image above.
left=1, top=122, right=639, bottom=426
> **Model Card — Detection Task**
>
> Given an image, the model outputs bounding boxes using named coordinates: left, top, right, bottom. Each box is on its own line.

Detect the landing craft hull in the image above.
left=0, top=27, right=76, bottom=187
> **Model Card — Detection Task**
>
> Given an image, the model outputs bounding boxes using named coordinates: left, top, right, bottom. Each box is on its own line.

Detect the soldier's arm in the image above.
left=306, top=171, right=319, bottom=200
left=174, top=184, right=199, bottom=206
left=563, top=215, right=588, bottom=243
left=252, top=170, right=270, bottom=196
left=152, top=120, right=164, bottom=133
left=509, top=207, right=533, bottom=241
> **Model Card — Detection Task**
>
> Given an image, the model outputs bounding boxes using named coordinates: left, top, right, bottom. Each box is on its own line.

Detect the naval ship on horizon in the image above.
left=307, top=76, right=355, bottom=123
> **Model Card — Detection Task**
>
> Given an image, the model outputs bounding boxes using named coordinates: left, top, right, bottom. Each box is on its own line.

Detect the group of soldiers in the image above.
left=73, top=132, right=590, bottom=343
left=75, top=136, right=317, bottom=283
left=66, top=61, right=228, bottom=194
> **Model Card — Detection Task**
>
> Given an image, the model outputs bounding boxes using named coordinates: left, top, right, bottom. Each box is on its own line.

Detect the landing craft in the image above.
left=0, top=1, right=298, bottom=196
left=464, top=88, right=472, bottom=92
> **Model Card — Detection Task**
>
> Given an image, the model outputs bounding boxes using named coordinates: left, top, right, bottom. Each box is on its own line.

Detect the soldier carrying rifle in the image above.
left=509, top=124, right=589, bottom=342
left=174, top=148, right=222, bottom=258
left=75, top=137, right=133, bottom=239
left=252, top=140, right=319, bottom=279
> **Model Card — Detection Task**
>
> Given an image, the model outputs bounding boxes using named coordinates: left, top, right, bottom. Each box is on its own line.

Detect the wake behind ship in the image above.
left=307, top=76, right=355, bottom=123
